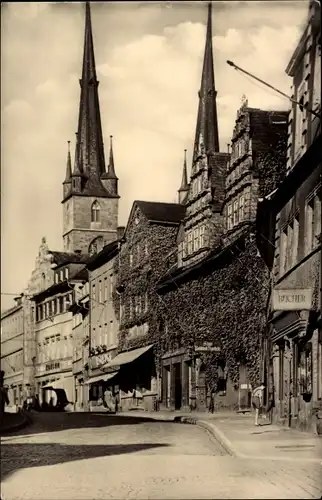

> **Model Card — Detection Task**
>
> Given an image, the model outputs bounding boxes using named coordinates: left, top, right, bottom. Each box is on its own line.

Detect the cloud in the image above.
left=1, top=1, right=308, bottom=309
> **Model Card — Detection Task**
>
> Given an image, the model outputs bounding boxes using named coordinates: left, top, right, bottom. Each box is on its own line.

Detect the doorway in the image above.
left=174, top=363, right=182, bottom=410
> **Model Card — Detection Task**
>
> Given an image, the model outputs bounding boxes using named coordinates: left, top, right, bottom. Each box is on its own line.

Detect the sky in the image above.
left=1, top=0, right=309, bottom=310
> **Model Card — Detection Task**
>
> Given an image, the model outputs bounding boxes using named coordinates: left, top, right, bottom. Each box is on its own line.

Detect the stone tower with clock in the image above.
left=62, top=2, right=119, bottom=256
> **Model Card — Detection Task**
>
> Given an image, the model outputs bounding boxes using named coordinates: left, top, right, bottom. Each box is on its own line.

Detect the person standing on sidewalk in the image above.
left=252, top=382, right=265, bottom=426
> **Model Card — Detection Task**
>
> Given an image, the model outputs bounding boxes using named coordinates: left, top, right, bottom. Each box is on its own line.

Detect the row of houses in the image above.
left=1, top=1, right=321, bottom=432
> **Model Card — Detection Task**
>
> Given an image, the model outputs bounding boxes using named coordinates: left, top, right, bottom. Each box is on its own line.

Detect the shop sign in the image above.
left=272, top=288, right=312, bottom=311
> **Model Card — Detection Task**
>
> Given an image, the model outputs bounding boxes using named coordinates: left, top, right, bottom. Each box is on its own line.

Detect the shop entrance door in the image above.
left=174, top=363, right=182, bottom=410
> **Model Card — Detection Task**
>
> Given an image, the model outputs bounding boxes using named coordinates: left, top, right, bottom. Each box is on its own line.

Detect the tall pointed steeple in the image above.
left=63, top=141, right=72, bottom=183
left=193, top=2, right=219, bottom=164
left=61, top=1, right=119, bottom=255
left=178, top=149, right=189, bottom=204
left=64, top=1, right=115, bottom=200
left=101, top=135, right=118, bottom=196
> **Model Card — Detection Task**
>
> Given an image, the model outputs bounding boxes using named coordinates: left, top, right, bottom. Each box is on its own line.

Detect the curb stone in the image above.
left=0, top=411, right=31, bottom=435
left=179, top=416, right=239, bottom=457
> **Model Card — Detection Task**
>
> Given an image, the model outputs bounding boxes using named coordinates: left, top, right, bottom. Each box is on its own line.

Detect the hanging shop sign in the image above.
left=272, top=288, right=312, bottom=311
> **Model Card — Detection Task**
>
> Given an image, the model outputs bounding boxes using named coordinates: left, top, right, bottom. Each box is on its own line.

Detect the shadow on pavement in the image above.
left=1, top=441, right=170, bottom=482
left=3, top=412, right=163, bottom=437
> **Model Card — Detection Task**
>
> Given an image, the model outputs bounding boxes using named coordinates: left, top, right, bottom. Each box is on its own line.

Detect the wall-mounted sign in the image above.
left=272, top=288, right=312, bottom=311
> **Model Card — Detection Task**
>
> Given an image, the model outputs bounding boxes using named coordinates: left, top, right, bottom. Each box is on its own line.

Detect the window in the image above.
left=110, top=274, right=114, bottom=298
left=291, top=217, right=299, bottom=268
left=98, top=281, right=102, bottom=304
left=227, top=204, right=233, bottom=230
left=88, top=236, right=104, bottom=256
left=144, top=292, right=148, bottom=312
left=199, top=225, right=206, bottom=248
left=59, top=296, right=64, bottom=314
left=55, top=273, right=59, bottom=284
left=239, top=195, right=245, bottom=223
left=60, top=270, right=64, bottom=282
left=187, top=231, right=193, bottom=254
left=129, top=251, right=133, bottom=267
left=194, top=228, right=199, bottom=252
left=52, top=299, right=57, bottom=316
left=233, top=200, right=239, bottom=226
left=285, top=222, right=293, bottom=271
left=279, top=228, right=288, bottom=276
left=294, top=82, right=306, bottom=158
left=305, top=199, right=314, bottom=254
left=144, top=242, right=148, bottom=257
left=91, top=200, right=100, bottom=222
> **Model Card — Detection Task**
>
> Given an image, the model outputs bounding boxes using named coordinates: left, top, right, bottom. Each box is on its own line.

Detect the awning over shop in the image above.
left=42, top=376, right=75, bottom=402
left=85, top=371, right=119, bottom=385
left=105, top=344, right=154, bottom=370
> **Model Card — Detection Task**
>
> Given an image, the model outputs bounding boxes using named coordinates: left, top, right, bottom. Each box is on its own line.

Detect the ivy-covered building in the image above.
left=259, top=0, right=321, bottom=434
left=155, top=5, right=289, bottom=412
left=113, top=200, right=185, bottom=412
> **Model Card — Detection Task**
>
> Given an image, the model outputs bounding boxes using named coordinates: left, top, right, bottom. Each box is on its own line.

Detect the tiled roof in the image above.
left=49, top=251, right=90, bottom=267
left=135, top=201, right=186, bottom=224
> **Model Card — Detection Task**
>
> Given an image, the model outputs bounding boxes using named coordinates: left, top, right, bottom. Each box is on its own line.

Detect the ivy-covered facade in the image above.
left=114, top=200, right=185, bottom=411
left=154, top=5, right=289, bottom=412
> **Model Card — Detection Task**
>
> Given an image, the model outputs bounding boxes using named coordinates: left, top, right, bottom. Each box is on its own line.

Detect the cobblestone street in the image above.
left=1, top=413, right=321, bottom=499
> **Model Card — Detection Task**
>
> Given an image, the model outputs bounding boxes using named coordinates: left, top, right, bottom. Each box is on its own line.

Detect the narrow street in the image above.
left=1, top=413, right=321, bottom=500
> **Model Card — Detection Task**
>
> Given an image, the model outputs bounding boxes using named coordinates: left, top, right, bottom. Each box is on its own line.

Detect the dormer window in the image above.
left=91, top=200, right=100, bottom=222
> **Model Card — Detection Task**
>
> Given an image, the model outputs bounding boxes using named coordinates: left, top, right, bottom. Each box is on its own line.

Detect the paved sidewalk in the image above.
left=118, top=410, right=322, bottom=463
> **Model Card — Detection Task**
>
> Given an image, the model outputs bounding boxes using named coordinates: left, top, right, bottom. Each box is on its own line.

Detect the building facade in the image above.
left=71, top=273, right=90, bottom=411
left=86, top=240, right=120, bottom=411
left=0, top=296, right=24, bottom=410
left=265, top=0, right=321, bottom=433
left=113, top=200, right=185, bottom=412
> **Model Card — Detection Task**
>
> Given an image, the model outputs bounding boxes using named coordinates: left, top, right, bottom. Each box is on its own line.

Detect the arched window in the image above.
left=88, top=236, right=104, bottom=256
left=91, top=201, right=100, bottom=223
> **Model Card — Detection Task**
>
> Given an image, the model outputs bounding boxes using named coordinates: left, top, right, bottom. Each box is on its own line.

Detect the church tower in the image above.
left=62, top=2, right=119, bottom=255
left=181, top=2, right=230, bottom=267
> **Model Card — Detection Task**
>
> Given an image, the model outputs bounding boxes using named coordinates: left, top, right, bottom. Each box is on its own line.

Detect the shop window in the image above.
left=292, top=342, right=299, bottom=397
left=279, top=345, right=284, bottom=401
left=299, top=343, right=313, bottom=397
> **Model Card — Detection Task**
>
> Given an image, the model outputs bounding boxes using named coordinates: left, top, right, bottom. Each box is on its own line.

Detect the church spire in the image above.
left=64, top=1, right=112, bottom=201
left=193, top=2, right=219, bottom=163
left=178, top=149, right=189, bottom=204
left=63, top=141, right=72, bottom=184
left=107, top=135, right=117, bottom=179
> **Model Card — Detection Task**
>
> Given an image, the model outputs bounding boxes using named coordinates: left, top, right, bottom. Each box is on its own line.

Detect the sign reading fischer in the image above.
left=272, top=288, right=312, bottom=311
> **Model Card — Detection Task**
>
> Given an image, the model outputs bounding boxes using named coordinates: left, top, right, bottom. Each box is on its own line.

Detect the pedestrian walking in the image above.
left=252, top=382, right=265, bottom=426
left=208, top=389, right=215, bottom=413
